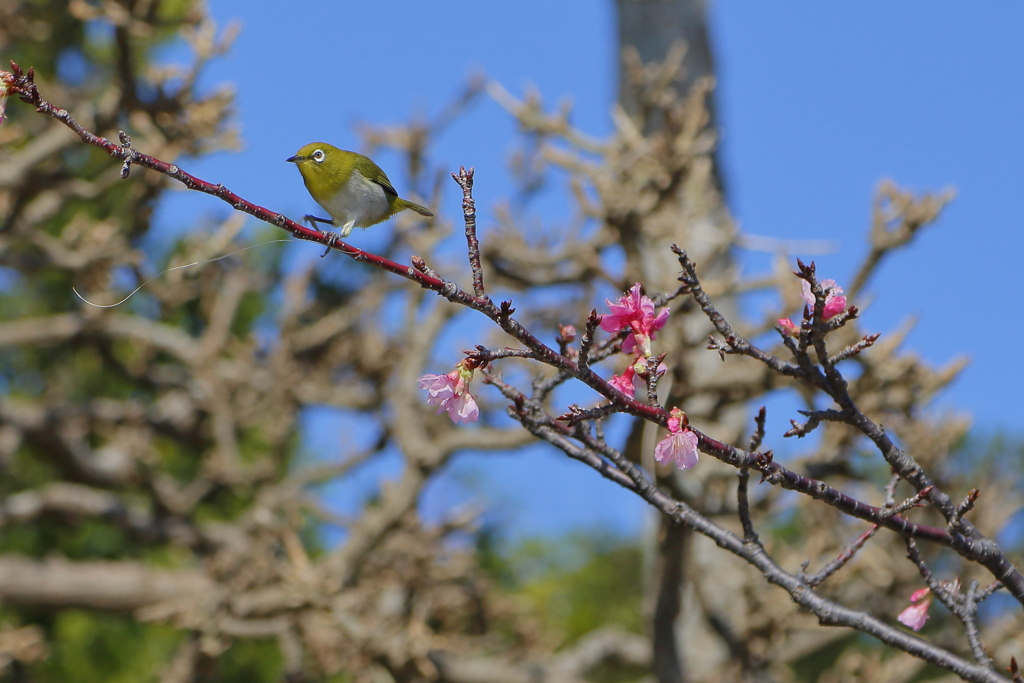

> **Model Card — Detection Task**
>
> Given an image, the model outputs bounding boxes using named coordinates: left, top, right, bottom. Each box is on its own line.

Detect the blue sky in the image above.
left=162, top=2, right=1024, bottom=540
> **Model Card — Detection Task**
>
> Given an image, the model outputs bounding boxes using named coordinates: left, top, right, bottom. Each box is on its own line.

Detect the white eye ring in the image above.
left=312, top=149, right=325, bottom=163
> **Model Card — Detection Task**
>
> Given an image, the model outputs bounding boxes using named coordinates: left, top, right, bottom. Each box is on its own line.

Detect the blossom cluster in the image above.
left=415, top=282, right=699, bottom=473
left=779, top=277, right=848, bottom=336
left=600, top=284, right=668, bottom=399
left=600, top=285, right=697, bottom=471
left=418, top=361, right=479, bottom=424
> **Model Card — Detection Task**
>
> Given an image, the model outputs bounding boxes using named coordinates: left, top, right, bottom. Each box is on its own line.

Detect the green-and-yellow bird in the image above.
left=287, top=142, right=433, bottom=238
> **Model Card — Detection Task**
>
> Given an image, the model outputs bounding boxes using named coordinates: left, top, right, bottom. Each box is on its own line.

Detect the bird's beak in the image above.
left=286, top=155, right=306, bottom=163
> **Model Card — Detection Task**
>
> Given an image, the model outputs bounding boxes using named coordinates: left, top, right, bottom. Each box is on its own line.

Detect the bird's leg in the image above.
left=303, top=215, right=337, bottom=257
left=303, top=215, right=334, bottom=232
left=339, top=221, right=356, bottom=238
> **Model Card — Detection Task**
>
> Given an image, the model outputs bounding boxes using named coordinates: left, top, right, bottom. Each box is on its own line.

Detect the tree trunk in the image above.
left=615, top=2, right=753, bottom=681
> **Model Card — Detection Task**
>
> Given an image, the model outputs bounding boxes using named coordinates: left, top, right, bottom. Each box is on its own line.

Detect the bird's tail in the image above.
left=398, top=198, right=434, bottom=217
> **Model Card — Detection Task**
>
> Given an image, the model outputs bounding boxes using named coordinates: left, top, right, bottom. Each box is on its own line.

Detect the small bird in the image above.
left=287, top=142, right=433, bottom=238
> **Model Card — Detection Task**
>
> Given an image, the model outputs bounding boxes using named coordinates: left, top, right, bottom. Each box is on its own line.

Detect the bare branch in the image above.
left=0, top=556, right=212, bottom=611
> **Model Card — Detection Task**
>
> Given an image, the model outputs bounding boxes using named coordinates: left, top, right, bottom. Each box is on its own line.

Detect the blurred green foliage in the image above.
left=0, top=1, right=286, bottom=680
left=480, top=529, right=644, bottom=646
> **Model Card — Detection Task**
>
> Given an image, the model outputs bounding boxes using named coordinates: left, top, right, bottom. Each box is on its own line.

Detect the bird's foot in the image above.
left=303, top=215, right=338, bottom=257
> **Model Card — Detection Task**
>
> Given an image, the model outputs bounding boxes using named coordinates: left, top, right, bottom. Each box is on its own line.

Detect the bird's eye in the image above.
left=312, top=149, right=325, bottom=163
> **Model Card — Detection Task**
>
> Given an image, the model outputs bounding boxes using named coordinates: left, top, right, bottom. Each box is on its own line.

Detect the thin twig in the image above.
left=736, top=469, right=758, bottom=545
left=557, top=403, right=622, bottom=427
left=645, top=354, right=664, bottom=408
left=964, top=581, right=995, bottom=670
left=578, top=310, right=600, bottom=371
left=976, top=582, right=1004, bottom=603
left=785, top=408, right=847, bottom=438
left=735, top=408, right=766, bottom=544
left=748, top=406, right=767, bottom=452
left=882, top=487, right=933, bottom=519
left=452, top=166, right=486, bottom=297
left=805, top=525, right=878, bottom=588
left=950, top=489, right=981, bottom=534
left=829, top=333, right=881, bottom=365
left=467, top=345, right=537, bottom=362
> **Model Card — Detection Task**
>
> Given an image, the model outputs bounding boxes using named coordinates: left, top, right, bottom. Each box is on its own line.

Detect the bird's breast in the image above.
left=317, top=171, right=391, bottom=227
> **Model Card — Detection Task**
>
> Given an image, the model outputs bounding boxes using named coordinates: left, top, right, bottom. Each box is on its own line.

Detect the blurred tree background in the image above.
left=0, top=1, right=1022, bottom=682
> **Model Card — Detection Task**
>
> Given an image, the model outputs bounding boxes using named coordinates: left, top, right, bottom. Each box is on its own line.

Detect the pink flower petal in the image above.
left=622, top=332, right=638, bottom=355
left=418, top=373, right=456, bottom=407
left=675, top=430, right=699, bottom=469
left=609, top=366, right=636, bottom=398
left=598, top=313, right=624, bottom=333
left=800, top=278, right=847, bottom=320
left=778, top=318, right=800, bottom=337
left=801, top=279, right=815, bottom=308
left=650, top=307, right=670, bottom=333
left=447, top=391, right=480, bottom=424
left=897, top=598, right=931, bottom=631
left=654, top=429, right=699, bottom=470
left=822, top=295, right=847, bottom=320
left=419, top=367, right=479, bottom=424
left=909, top=587, right=931, bottom=603
left=600, top=284, right=670, bottom=354
left=600, top=284, right=644, bottom=332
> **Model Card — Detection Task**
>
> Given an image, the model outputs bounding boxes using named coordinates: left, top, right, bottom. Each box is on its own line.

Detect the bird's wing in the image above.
left=365, top=162, right=398, bottom=197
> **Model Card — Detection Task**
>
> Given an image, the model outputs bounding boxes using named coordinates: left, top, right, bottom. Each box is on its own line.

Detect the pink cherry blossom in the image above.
left=419, top=373, right=456, bottom=405
left=600, top=284, right=670, bottom=357
left=897, top=587, right=932, bottom=631
left=655, top=430, right=699, bottom=470
left=418, top=363, right=480, bottom=425
left=655, top=408, right=699, bottom=470
left=778, top=318, right=800, bottom=337
left=801, top=279, right=847, bottom=321
left=442, top=390, right=480, bottom=424
left=608, top=359, right=668, bottom=399
left=608, top=365, right=636, bottom=398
